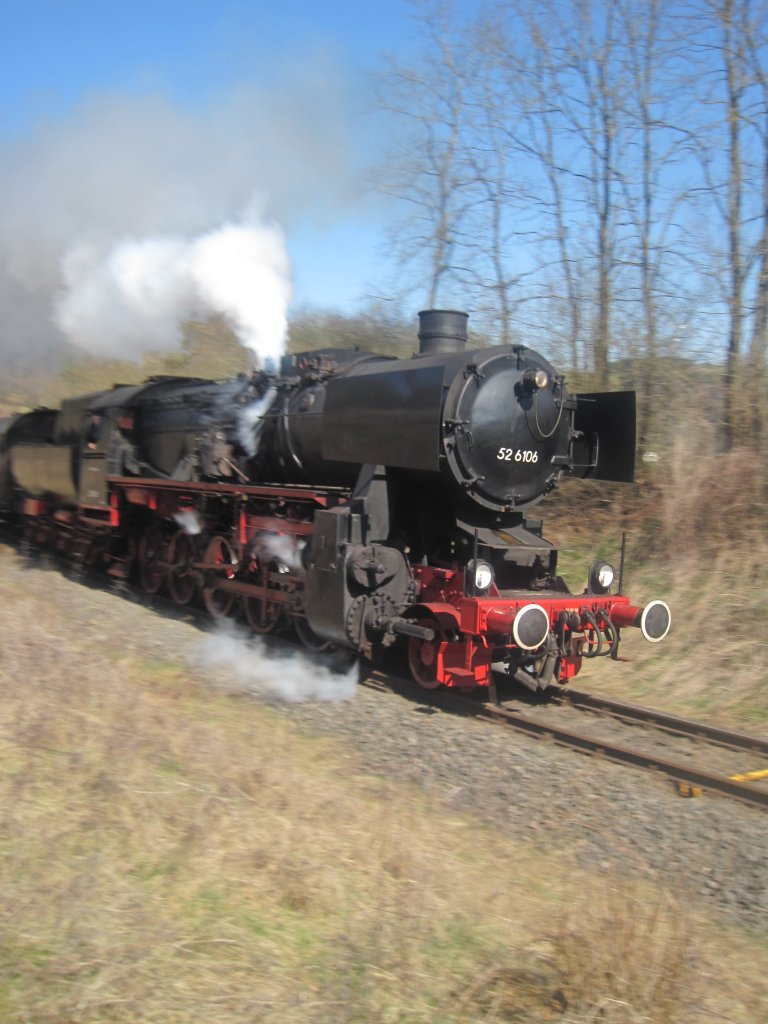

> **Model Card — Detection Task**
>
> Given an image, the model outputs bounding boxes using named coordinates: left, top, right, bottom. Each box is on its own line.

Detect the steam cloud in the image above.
left=253, top=531, right=306, bottom=573
left=0, top=68, right=354, bottom=371
left=238, top=385, right=279, bottom=456
left=194, top=620, right=357, bottom=703
left=54, top=216, right=291, bottom=367
left=173, top=509, right=203, bottom=536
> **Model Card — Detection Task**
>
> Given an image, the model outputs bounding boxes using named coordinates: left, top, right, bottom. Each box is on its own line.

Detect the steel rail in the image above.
left=362, top=673, right=768, bottom=810
left=474, top=700, right=768, bottom=809
left=6, top=531, right=768, bottom=811
left=559, top=688, right=768, bottom=755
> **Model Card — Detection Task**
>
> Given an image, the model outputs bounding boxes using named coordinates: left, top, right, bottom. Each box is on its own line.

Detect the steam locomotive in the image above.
left=0, top=309, right=669, bottom=691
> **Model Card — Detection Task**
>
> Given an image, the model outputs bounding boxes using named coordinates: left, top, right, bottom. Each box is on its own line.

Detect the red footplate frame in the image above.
left=414, top=592, right=637, bottom=688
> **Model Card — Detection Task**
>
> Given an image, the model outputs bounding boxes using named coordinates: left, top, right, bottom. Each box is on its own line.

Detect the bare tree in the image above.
left=685, top=0, right=766, bottom=448
left=374, top=1, right=477, bottom=307
left=616, top=0, right=693, bottom=450
left=486, top=0, right=633, bottom=385
left=743, top=4, right=768, bottom=447
left=722, top=0, right=748, bottom=449
left=489, top=1, right=588, bottom=369
left=372, top=0, right=768, bottom=459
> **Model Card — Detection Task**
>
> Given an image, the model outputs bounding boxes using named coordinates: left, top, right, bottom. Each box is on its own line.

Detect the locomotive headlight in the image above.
left=588, top=560, right=615, bottom=594
left=522, top=368, right=550, bottom=391
left=467, top=559, right=494, bottom=593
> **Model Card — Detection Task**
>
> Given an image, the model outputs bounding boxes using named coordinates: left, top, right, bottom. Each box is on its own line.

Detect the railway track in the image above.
left=361, top=671, right=768, bottom=810
left=6, top=529, right=768, bottom=810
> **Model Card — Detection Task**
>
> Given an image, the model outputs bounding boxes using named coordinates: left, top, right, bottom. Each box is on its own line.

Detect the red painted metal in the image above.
left=109, top=491, right=120, bottom=527
left=123, top=486, right=155, bottom=508
left=484, top=605, right=517, bottom=634
left=437, top=637, right=493, bottom=687
left=559, top=654, right=583, bottom=679
left=411, top=565, right=464, bottom=606
left=609, top=603, right=643, bottom=629
left=410, top=602, right=462, bottom=632
left=410, top=591, right=636, bottom=688
left=409, top=626, right=493, bottom=689
left=244, top=515, right=314, bottom=537
left=14, top=465, right=655, bottom=691
left=108, top=476, right=341, bottom=505
left=22, top=498, right=48, bottom=517
left=473, top=593, right=633, bottom=635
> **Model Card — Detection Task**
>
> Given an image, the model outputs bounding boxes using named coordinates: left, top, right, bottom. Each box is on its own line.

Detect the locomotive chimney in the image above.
left=417, top=309, right=468, bottom=355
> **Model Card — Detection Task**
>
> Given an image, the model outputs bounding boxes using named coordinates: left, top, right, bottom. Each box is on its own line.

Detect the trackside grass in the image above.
left=0, top=546, right=766, bottom=1022
left=542, top=438, right=768, bottom=727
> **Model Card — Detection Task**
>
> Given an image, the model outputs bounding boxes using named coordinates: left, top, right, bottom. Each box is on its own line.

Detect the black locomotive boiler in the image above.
left=0, top=309, right=670, bottom=691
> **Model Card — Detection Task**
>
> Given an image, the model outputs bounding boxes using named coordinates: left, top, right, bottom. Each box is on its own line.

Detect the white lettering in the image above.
left=496, top=448, right=539, bottom=463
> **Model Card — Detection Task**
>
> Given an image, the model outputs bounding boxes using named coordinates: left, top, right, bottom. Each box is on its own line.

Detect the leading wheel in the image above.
left=407, top=618, right=444, bottom=690
left=202, top=534, right=237, bottom=619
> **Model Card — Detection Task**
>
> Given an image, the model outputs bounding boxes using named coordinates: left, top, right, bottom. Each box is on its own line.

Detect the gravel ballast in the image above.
left=7, top=549, right=767, bottom=936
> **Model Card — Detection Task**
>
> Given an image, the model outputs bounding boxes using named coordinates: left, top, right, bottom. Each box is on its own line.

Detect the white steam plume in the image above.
left=0, top=67, right=357, bottom=372
left=238, top=385, right=279, bottom=456
left=54, top=215, right=291, bottom=367
left=193, top=621, right=357, bottom=703
left=173, top=509, right=203, bottom=536
left=253, top=532, right=306, bottom=573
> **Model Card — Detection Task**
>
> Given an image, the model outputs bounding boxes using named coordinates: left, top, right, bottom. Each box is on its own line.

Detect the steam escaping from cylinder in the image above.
left=173, top=509, right=203, bottom=536
left=193, top=620, right=357, bottom=703
left=253, top=532, right=306, bottom=574
left=54, top=213, right=291, bottom=368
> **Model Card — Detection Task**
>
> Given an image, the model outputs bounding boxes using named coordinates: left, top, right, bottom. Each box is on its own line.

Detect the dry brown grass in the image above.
left=450, top=884, right=694, bottom=1024
left=0, top=546, right=766, bottom=1022
left=551, top=884, right=693, bottom=1024
left=542, top=424, right=768, bottom=725
left=606, top=547, right=768, bottom=721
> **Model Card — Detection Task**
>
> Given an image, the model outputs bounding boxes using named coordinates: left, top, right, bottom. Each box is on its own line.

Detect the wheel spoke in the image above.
left=137, top=524, right=166, bottom=594
left=202, top=535, right=237, bottom=619
left=240, top=554, right=279, bottom=633
left=293, top=614, right=333, bottom=652
left=167, top=529, right=197, bottom=605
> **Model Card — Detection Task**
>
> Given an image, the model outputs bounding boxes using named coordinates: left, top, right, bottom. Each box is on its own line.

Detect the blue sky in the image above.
left=0, top=0, right=426, bottom=314
left=0, top=0, right=420, bottom=125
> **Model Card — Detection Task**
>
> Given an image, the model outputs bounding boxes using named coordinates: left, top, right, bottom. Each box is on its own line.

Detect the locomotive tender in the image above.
left=0, top=310, right=670, bottom=690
